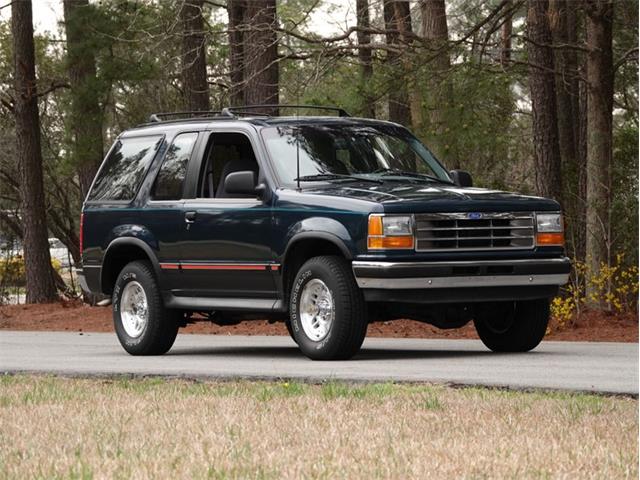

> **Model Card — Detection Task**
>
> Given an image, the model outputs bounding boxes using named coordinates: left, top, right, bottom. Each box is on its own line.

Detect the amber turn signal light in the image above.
left=367, top=235, right=414, bottom=249
left=536, top=232, right=564, bottom=246
left=368, top=215, right=383, bottom=236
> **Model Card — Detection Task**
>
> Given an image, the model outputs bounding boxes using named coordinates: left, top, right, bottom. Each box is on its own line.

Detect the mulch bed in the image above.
left=0, top=301, right=636, bottom=342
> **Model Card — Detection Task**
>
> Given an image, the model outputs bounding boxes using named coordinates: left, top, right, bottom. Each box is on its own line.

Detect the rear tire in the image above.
left=473, top=298, right=550, bottom=352
left=113, top=260, right=179, bottom=355
left=289, top=256, right=367, bottom=360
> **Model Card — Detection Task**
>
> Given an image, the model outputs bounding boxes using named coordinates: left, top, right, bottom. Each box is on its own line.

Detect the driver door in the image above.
left=175, top=130, right=277, bottom=301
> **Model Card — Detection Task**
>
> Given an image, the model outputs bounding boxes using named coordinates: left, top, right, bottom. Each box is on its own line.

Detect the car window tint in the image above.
left=152, top=133, right=198, bottom=200
left=88, top=136, right=163, bottom=201
left=261, top=125, right=450, bottom=185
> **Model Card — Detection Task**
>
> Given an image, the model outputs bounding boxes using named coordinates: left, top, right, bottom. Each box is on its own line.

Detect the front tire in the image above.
left=289, top=256, right=367, bottom=360
left=285, top=319, right=298, bottom=344
left=473, top=298, right=550, bottom=352
left=113, top=260, right=179, bottom=355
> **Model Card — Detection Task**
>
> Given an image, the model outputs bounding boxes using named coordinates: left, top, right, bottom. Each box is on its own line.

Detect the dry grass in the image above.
left=0, top=375, right=637, bottom=479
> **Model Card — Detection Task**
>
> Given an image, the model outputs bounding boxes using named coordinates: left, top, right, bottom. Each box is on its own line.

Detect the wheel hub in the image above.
left=299, top=279, right=334, bottom=341
left=120, top=281, right=148, bottom=338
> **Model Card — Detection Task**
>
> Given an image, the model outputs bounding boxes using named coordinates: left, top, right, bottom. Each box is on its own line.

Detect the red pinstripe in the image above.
left=159, top=263, right=280, bottom=271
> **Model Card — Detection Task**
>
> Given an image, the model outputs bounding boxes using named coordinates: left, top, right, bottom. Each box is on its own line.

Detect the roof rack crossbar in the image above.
left=223, top=104, right=351, bottom=117
left=148, top=110, right=233, bottom=123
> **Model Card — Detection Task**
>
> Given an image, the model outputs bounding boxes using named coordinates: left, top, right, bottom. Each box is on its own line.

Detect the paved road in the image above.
left=1, top=331, right=637, bottom=394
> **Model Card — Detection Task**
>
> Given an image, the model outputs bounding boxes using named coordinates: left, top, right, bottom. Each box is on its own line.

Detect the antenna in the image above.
left=296, top=127, right=301, bottom=191
left=295, top=70, right=301, bottom=190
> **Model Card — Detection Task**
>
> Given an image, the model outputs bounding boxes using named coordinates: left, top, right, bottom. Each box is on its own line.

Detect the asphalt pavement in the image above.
left=1, top=331, right=637, bottom=395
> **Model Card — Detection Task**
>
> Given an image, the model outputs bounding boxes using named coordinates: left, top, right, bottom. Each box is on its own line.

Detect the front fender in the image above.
left=282, top=217, right=357, bottom=260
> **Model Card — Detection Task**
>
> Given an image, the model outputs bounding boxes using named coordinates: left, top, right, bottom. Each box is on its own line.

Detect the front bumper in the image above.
left=352, top=258, right=571, bottom=303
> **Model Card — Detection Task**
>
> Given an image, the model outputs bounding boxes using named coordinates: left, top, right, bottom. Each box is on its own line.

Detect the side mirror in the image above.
left=224, top=170, right=257, bottom=195
left=450, top=170, right=473, bottom=188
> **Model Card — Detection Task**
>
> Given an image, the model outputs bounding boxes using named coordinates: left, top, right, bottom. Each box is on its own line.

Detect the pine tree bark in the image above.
left=243, top=0, right=279, bottom=113
left=584, top=0, right=614, bottom=285
left=421, top=0, right=455, bottom=165
left=549, top=1, right=580, bottom=181
left=500, top=0, right=513, bottom=66
left=383, top=0, right=411, bottom=126
left=576, top=70, right=588, bottom=263
left=12, top=0, right=57, bottom=303
left=227, top=0, right=246, bottom=106
left=526, top=0, right=563, bottom=202
left=63, top=0, right=104, bottom=200
left=356, top=0, right=375, bottom=118
left=549, top=0, right=584, bottom=259
left=394, top=2, right=423, bottom=130
left=181, top=0, right=210, bottom=111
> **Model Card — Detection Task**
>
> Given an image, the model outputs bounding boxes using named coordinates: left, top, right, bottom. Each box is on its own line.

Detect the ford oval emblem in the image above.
left=468, top=212, right=483, bottom=220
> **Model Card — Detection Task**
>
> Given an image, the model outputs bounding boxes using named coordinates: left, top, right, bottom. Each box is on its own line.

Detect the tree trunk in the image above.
left=421, top=0, right=455, bottom=165
left=63, top=0, right=104, bottom=200
left=227, top=0, right=246, bottom=106
left=526, top=0, right=563, bottom=202
left=549, top=0, right=583, bottom=257
left=549, top=1, right=580, bottom=182
left=394, top=2, right=423, bottom=131
left=584, top=0, right=614, bottom=297
left=500, top=0, right=513, bottom=66
left=576, top=68, right=588, bottom=264
left=181, top=0, right=210, bottom=111
left=356, top=0, right=375, bottom=118
left=383, top=0, right=411, bottom=126
left=11, top=0, right=57, bottom=303
left=243, top=0, right=279, bottom=114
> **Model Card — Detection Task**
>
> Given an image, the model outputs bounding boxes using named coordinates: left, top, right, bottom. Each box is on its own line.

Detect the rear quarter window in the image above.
left=88, top=135, right=163, bottom=202
left=152, top=132, right=198, bottom=200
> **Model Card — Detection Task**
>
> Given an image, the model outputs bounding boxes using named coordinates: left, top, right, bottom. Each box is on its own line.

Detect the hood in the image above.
left=304, top=181, right=560, bottom=212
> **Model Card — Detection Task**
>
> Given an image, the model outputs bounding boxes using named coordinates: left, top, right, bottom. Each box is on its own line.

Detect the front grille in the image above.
left=415, top=212, right=535, bottom=252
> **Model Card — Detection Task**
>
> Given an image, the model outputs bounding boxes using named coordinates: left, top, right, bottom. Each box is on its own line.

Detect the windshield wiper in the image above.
left=372, top=168, right=455, bottom=185
left=295, top=173, right=383, bottom=184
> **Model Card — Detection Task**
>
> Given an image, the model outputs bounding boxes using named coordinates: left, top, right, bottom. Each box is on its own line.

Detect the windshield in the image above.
left=261, top=124, right=451, bottom=185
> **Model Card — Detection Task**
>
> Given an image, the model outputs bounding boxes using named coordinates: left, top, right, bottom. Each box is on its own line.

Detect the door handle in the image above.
left=184, top=211, right=197, bottom=224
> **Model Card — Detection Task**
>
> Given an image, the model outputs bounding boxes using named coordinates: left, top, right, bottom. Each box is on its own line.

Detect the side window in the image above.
left=152, top=132, right=198, bottom=200
left=198, top=132, right=259, bottom=199
left=88, top=135, right=163, bottom=201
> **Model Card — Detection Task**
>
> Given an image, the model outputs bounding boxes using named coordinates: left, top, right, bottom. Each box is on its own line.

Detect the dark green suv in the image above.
left=78, top=106, right=570, bottom=360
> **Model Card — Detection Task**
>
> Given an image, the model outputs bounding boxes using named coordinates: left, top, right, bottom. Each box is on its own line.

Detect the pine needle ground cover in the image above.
left=0, top=375, right=636, bottom=479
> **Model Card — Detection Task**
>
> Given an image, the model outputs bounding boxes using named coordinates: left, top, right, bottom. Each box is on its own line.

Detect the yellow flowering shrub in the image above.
left=551, top=295, right=575, bottom=329
left=0, top=256, right=62, bottom=286
left=551, top=253, right=639, bottom=330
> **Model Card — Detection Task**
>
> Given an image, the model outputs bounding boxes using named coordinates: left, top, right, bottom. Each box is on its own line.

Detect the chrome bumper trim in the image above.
left=352, top=259, right=570, bottom=290
left=355, top=273, right=569, bottom=289
left=352, top=258, right=569, bottom=269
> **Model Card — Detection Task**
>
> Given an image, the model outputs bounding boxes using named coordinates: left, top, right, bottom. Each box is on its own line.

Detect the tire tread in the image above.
left=113, top=260, right=179, bottom=355
left=291, top=255, right=367, bottom=360
left=474, top=298, right=550, bottom=352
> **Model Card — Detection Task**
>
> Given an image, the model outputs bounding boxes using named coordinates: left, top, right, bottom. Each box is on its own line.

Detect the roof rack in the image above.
left=147, top=110, right=233, bottom=123
left=221, top=104, right=351, bottom=118
left=146, top=104, right=351, bottom=124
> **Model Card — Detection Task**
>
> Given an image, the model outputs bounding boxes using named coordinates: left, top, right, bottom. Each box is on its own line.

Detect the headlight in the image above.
left=536, top=213, right=563, bottom=232
left=536, top=212, right=564, bottom=246
left=368, top=214, right=414, bottom=250
left=381, top=216, right=413, bottom=235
